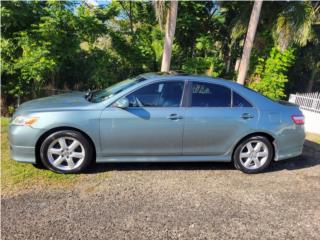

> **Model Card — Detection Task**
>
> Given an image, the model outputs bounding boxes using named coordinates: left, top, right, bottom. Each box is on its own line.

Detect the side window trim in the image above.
left=188, top=81, right=232, bottom=108
left=113, top=80, right=186, bottom=108
left=179, top=80, right=189, bottom=107
left=181, top=80, right=191, bottom=107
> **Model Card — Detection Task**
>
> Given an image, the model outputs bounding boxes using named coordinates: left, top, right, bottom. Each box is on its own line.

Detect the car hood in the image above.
left=14, top=91, right=93, bottom=115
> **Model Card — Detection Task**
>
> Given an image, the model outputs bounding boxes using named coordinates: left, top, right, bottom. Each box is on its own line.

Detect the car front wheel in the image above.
left=233, top=136, right=273, bottom=174
left=40, top=130, right=93, bottom=174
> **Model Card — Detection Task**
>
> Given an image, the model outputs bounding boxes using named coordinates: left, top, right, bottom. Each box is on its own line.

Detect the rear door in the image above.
left=183, top=81, right=258, bottom=156
left=100, top=80, right=186, bottom=156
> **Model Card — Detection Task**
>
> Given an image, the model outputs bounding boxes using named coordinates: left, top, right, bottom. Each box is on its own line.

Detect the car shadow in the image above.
left=267, top=140, right=320, bottom=172
left=85, top=161, right=234, bottom=173
left=84, top=140, right=320, bottom=174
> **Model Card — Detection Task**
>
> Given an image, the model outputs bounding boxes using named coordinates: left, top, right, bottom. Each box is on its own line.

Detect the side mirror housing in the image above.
left=114, top=98, right=129, bottom=109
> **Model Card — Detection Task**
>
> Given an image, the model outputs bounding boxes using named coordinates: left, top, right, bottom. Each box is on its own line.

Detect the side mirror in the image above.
left=114, top=98, right=129, bottom=109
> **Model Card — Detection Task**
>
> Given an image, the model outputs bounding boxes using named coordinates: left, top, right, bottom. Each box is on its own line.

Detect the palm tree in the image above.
left=236, top=0, right=263, bottom=85
left=274, top=1, right=320, bottom=92
left=274, top=2, right=319, bottom=49
left=153, top=0, right=178, bottom=72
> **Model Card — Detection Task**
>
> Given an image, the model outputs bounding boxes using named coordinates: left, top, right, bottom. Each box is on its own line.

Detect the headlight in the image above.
left=11, top=116, right=38, bottom=126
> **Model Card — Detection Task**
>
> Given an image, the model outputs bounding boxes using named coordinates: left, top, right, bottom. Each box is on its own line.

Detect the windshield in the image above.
left=89, top=77, right=146, bottom=103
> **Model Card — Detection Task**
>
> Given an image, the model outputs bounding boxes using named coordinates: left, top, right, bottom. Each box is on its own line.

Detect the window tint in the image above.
left=233, top=91, right=252, bottom=107
left=127, top=81, right=184, bottom=107
left=191, top=82, right=231, bottom=107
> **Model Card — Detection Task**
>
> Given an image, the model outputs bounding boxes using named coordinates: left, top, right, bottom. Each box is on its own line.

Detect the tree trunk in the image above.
left=236, top=0, right=263, bottom=85
left=226, top=49, right=232, bottom=73
left=306, top=67, right=317, bottom=92
left=161, top=1, right=178, bottom=72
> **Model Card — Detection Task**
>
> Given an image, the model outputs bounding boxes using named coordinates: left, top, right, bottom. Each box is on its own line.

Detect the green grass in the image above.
left=1, top=117, right=80, bottom=195
left=306, top=132, right=320, bottom=145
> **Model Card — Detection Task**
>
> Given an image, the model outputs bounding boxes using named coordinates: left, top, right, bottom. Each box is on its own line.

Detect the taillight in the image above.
left=291, top=115, right=304, bottom=125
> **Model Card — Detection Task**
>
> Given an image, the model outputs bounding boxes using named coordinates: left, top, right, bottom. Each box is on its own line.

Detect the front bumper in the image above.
left=9, top=125, right=46, bottom=164
left=10, top=144, right=36, bottom=163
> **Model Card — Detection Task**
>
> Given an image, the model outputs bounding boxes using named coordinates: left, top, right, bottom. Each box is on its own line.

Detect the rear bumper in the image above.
left=274, top=125, right=305, bottom=161
left=274, top=144, right=304, bottom=161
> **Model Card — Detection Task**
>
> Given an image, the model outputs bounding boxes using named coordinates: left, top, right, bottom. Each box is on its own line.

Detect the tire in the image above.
left=32, top=162, right=45, bottom=169
left=40, top=130, right=93, bottom=174
left=233, top=136, right=273, bottom=174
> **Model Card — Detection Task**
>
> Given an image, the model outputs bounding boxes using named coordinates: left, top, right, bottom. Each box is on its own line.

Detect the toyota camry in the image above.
left=9, top=72, right=305, bottom=174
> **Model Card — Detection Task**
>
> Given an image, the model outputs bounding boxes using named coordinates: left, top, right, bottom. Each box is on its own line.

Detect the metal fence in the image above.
left=289, top=92, right=320, bottom=113
left=289, top=92, right=320, bottom=134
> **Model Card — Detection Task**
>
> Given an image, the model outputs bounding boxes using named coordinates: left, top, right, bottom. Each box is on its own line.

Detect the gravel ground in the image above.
left=2, top=140, right=320, bottom=240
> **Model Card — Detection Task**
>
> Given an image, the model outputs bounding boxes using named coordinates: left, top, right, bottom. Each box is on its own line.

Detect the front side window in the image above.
left=191, top=82, right=231, bottom=107
left=126, top=81, right=184, bottom=107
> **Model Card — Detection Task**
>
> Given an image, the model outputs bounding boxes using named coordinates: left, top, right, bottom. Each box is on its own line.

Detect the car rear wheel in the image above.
left=233, top=136, right=273, bottom=174
left=40, top=130, right=93, bottom=174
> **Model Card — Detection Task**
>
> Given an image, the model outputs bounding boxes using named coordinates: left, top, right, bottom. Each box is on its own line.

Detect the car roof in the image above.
left=138, top=72, right=239, bottom=87
left=139, top=71, right=190, bottom=78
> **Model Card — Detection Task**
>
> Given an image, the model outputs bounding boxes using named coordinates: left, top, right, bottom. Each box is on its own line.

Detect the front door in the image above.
left=100, top=81, right=185, bottom=156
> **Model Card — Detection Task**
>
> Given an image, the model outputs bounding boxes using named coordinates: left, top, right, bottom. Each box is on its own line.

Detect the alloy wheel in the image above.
left=239, top=140, right=269, bottom=170
left=47, top=137, right=85, bottom=171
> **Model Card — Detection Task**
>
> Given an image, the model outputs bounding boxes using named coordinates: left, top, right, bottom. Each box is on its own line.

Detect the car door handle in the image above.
left=241, top=113, right=254, bottom=119
left=167, top=114, right=183, bottom=120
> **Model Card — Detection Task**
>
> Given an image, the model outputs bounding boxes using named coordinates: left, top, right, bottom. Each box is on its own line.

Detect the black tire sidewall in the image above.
left=40, top=130, right=93, bottom=174
left=233, top=136, right=273, bottom=174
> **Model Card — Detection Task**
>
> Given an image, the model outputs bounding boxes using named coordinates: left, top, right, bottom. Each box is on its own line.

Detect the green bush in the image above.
left=181, top=36, right=224, bottom=77
left=248, top=47, right=295, bottom=100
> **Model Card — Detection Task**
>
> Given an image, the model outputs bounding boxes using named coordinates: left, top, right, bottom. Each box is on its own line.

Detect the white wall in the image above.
left=289, top=93, right=320, bottom=135
left=301, top=109, right=320, bottom=134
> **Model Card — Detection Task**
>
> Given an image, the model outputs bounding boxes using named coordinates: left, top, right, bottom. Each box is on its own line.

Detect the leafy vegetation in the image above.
left=249, top=47, right=295, bottom=100
left=1, top=1, right=319, bottom=115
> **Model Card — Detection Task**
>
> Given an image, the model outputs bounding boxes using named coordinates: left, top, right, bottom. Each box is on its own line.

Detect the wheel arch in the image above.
left=232, top=131, right=276, bottom=160
left=35, top=127, right=97, bottom=165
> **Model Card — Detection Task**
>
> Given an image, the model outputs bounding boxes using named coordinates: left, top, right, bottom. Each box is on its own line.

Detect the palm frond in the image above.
left=274, top=2, right=317, bottom=50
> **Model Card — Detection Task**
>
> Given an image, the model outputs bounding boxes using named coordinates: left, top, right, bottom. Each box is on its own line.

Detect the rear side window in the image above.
left=191, top=82, right=231, bottom=107
left=232, top=91, right=252, bottom=107
left=126, top=81, right=184, bottom=107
